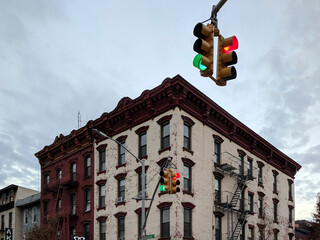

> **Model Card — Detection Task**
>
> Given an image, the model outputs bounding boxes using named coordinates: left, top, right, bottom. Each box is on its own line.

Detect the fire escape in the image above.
left=214, top=152, right=255, bottom=240
left=44, top=170, right=79, bottom=239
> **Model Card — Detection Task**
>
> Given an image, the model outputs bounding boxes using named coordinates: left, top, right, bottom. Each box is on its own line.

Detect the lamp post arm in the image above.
left=92, top=128, right=143, bottom=164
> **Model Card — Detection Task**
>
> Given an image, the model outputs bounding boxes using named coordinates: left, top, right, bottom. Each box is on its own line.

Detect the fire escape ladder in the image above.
left=230, top=210, right=249, bottom=240
left=230, top=176, right=247, bottom=208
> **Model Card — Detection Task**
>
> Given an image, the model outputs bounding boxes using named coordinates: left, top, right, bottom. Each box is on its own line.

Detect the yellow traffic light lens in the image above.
left=193, top=54, right=207, bottom=71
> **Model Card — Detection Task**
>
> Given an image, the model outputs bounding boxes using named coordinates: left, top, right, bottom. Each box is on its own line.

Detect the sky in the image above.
left=0, top=0, right=319, bottom=220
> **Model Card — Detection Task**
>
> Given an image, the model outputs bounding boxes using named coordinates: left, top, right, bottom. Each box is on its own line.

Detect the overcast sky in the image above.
left=0, top=0, right=319, bottom=220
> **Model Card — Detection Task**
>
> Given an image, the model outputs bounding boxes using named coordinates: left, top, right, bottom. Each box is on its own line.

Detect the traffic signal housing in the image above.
left=160, top=169, right=170, bottom=193
left=216, top=34, right=239, bottom=86
left=170, top=171, right=180, bottom=194
left=193, top=23, right=214, bottom=77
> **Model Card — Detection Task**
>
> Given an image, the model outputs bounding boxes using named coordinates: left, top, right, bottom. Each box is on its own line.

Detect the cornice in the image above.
left=35, top=74, right=301, bottom=177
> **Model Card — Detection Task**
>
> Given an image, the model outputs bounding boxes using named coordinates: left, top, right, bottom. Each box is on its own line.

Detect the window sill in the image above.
left=273, top=191, right=278, bottom=195
left=158, top=237, right=171, bottom=240
left=258, top=183, right=264, bottom=188
left=136, top=155, right=148, bottom=162
left=97, top=206, right=106, bottom=211
left=183, top=190, right=194, bottom=197
left=115, top=201, right=126, bottom=207
left=116, top=163, right=126, bottom=169
left=183, top=237, right=194, bottom=240
left=289, top=197, right=293, bottom=202
left=182, top=147, right=194, bottom=155
left=97, top=170, right=106, bottom=175
left=158, top=147, right=171, bottom=155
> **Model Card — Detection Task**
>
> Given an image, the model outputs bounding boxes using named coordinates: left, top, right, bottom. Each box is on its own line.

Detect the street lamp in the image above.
left=92, top=129, right=147, bottom=240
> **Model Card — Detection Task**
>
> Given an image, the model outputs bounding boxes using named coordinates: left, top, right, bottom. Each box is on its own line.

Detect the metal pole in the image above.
left=92, top=129, right=146, bottom=240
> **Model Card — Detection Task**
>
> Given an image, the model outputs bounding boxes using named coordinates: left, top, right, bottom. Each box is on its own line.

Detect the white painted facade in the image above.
left=93, top=108, right=296, bottom=240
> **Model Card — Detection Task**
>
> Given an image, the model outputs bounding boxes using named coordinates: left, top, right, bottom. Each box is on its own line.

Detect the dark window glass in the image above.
left=215, top=216, right=221, bottom=240
left=100, top=220, right=106, bottom=240
left=9, top=212, right=12, bottom=228
left=184, top=164, right=191, bottom=192
left=258, top=166, right=263, bottom=184
left=71, top=162, right=77, bottom=182
left=273, top=174, right=277, bottom=193
left=248, top=194, right=254, bottom=213
left=274, top=202, right=278, bottom=222
left=215, top=178, right=221, bottom=202
left=84, top=189, right=91, bottom=212
left=99, top=184, right=106, bottom=208
left=214, top=141, right=221, bottom=164
left=71, top=193, right=76, bottom=215
left=118, top=141, right=126, bottom=165
left=56, top=169, right=62, bottom=184
left=238, top=155, right=244, bottom=176
left=161, top=207, right=170, bottom=237
left=183, top=122, right=191, bottom=150
left=99, top=149, right=106, bottom=172
left=288, top=182, right=293, bottom=199
left=118, top=179, right=125, bottom=200
left=118, top=216, right=125, bottom=238
left=247, top=160, right=253, bottom=178
left=258, top=195, right=263, bottom=217
left=161, top=121, right=170, bottom=149
left=139, top=132, right=147, bottom=158
left=83, top=223, right=90, bottom=240
left=85, top=156, right=91, bottom=177
left=184, top=207, right=192, bottom=237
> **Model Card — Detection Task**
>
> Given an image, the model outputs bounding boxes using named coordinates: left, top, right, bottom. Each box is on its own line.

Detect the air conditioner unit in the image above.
left=117, top=197, right=124, bottom=203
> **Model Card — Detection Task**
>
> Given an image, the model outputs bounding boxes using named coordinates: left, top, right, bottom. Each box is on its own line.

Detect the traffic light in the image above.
left=170, top=171, right=180, bottom=194
left=216, top=34, right=239, bottom=86
left=193, top=23, right=214, bottom=77
left=160, top=169, right=170, bottom=193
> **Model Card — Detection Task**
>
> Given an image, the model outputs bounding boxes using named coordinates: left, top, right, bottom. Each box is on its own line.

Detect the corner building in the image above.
left=90, top=75, right=301, bottom=240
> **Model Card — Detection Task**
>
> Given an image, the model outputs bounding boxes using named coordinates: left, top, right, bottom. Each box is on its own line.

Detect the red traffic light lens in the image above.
left=176, top=172, right=180, bottom=178
left=222, top=36, right=238, bottom=53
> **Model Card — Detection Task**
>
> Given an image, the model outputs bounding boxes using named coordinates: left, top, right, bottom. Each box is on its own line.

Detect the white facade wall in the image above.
left=93, top=108, right=295, bottom=239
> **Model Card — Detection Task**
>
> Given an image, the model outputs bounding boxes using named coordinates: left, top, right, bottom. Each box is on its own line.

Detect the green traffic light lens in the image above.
left=160, top=185, right=166, bottom=192
left=193, top=54, right=207, bottom=71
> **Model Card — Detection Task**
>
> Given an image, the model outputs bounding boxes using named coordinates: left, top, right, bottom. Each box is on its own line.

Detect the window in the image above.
left=99, top=184, right=106, bottom=208
left=273, top=173, right=278, bottom=193
left=258, top=195, right=263, bottom=217
left=161, top=121, right=170, bottom=149
left=56, top=168, right=62, bottom=184
left=9, top=191, right=14, bottom=202
left=248, top=227, right=254, bottom=240
left=99, top=220, right=106, bottom=240
left=56, top=198, right=61, bottom=211
left=70, top=227, right=76, bottom=239
left=288, top=181, right=293, bottom=200
left=24, top=209, right=29, bottom=224
left=247, top=159, right=253, bottom=179
left=289, top=207, right=293, bottom=226
left=71, top=162, right=77, bottom=182
left=183, top=122, right=191, bottom=150
left=258, top=165, right=263, bottom=184
left=184, top=164, right=191, bottom=192
left=248, top=193, right=254, bottom=213
left=1, top=194, right=6, bottom=205
left=273, top=201, right=278, bottom=222
left=161, top=207, right=170, bottom=237
left=215, top=216, right=221, bottom=240
left=85, top=155, right=91, bottom=177
left=118, top=216, right=125, bottom=238
left=99, top=149, right=106, bottom=172
left=118, top=179, right=125, bottom=200
left=214, top=141, right=221, bottom=164
left=118, top=141, right=126, bottom=165
left=84, top=189, right=91, bottom=212
left=215, top=178, right=221, bottom=202
left=71, top=193, right=76, bottom=215
left=9, top=212, right=12, bottom=228
left=83, top=223, right=90, bottom=240
left=184, top=207, right=192, bottom=237
left=139, top=132, right=147, bottom=159
left=44, top=173, right=50, bottom=188
left=274, top=231, right=278, bottom=240
left=238, top=155, right=244, bottom=176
